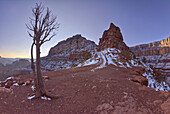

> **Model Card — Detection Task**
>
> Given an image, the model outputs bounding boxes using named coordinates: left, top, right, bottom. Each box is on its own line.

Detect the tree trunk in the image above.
left=35, top=40, right=46, bottom=97
left=31, top=42, right=37, bottom=88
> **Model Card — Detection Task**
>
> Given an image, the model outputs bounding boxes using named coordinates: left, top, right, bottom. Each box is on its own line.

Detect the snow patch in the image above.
left=22, top=83, right=26, bottom=86
left=41, top=96, right=51, bottom=100
left=126, top=62, right=131, bottom=68
left=143, top=72, right=170, bottom=92
left=5, top=77, right=13, bottom=82
left=31, top=85, right=36, bottom=91
left=95, top=52, right=106, bottom=69
left=13, top=83, right=19, bottom=86
left=28, top=95, right=35, bottom=100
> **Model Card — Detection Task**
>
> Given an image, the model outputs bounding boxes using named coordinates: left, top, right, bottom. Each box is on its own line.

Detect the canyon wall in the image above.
left=130, top=37, right=170, bottom=76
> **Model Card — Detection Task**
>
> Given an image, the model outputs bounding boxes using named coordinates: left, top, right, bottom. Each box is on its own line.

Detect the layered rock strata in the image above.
left=130, top=37, right=170, bottom=76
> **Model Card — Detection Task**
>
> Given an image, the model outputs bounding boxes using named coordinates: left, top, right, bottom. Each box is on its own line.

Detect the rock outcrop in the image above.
left=130, top=37, right=170, bottom=77
left=41, top=34, right=97, bottom=70
left=98, top=23, right=129, bottom=51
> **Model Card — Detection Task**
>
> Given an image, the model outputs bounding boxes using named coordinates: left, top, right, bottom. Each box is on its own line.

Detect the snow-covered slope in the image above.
left=78, top=48, right=139, bottom=69
left=138, top=53, right=170, bottom=76
left=77, top=48, right=170, bottom=92
left=41, top=34, right=97, bottom=71
left=130, top=37, right=170, bottom=77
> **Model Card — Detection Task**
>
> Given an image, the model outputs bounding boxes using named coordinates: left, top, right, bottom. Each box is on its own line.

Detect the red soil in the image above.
left=0, top=65, right=170, bottom=114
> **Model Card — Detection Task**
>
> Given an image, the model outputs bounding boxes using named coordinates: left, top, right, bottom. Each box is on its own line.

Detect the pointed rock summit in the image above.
left=99, top=23, right=129, bottom=51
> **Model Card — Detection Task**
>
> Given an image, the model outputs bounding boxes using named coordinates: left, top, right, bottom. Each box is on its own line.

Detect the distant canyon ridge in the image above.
left=130, top=37, right=170, bottom=76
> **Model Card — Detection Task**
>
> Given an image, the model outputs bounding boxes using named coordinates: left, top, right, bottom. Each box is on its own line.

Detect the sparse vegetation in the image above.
left=78, top=51, right=92, bottom=60
left=71, top=63, right=78, bottom=68
left=153, top=68, right=166, bottom=83
left=119, top=50, right=132, bottom=60
left=133, top=54, right=136, bottom=59
left=137, top=60, right=141, bottom=65
left=94, top=54, right=98, bottom=58
left=142, top=57, right=147, bottom=63
left=123, top=62, right=127, bottom=66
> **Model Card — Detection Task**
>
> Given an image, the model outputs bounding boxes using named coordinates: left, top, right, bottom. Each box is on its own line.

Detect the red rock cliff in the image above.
left=98, top=23, right=129, bottom=51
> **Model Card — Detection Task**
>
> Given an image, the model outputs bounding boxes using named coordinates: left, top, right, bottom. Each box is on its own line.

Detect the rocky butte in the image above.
left=99, top=23, right=129, bottom=51
left=41, top=34, right=97, bottom=70
left=48, top=34, right=97, bottom=56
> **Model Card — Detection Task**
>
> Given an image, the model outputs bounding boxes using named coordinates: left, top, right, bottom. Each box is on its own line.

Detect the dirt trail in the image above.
left=0, top=58, right=170, bottom=113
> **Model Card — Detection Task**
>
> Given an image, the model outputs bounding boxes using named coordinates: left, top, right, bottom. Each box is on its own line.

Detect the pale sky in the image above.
left=0, top=0, right=170, bottom=58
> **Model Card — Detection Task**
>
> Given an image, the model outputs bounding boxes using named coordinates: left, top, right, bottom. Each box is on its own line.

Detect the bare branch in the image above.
left=26, top=24, right=33, bottom=31
left=27, top=2, right=59, bottom=46
left=27, top=31, right=34, bottom=38
left=40, top=33, right=56, bottom=46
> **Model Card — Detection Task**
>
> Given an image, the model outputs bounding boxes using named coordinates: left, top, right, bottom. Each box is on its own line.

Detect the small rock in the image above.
left=110, top=101, right=113, bottom=104
left=96, top=103, right=113, bottom=111
left=153, top=100, right=162, bottom=105
left=130, top=76, right=148, bottom=86
left=5, top=81, right=14, bottom=88
left=92, top=86, right=97, bottom=89
left=21, top=100, right=25, bottom=103
left=43, top=76, right=49, bottom=80
left=159, top=90, right=170, bottom=97
left=106, top=84, right=109, bottom=88
left=100, top=110, right=108, bottom=114
left=123, top=92, right=128, bottom=98
left=18, top=81, right=25, bottom=86
left=25, top=81, right=31, bottom=85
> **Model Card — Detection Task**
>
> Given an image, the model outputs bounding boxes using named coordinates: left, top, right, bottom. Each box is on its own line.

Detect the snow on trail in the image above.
left=27, top=95, right=35, bottom=100
left=95, top=52, right=107, bottom=69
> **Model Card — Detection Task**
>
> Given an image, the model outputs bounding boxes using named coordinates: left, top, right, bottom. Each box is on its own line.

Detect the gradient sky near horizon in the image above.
left=0, top=0, right=170, bottom=58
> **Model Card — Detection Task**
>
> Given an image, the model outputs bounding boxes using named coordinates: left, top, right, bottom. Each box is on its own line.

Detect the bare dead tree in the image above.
left=26, top=3, right=60, bottom=99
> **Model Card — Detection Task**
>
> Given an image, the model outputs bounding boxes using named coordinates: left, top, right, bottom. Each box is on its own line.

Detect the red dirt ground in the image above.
left=0, top=65, right=170, bottom=114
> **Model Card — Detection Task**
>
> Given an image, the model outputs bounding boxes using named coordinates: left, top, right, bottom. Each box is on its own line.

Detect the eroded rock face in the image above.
left=131, top=76, right=148, bottom=86
left=41, top=34, right=97, bottom=70
left=98, top=23, right=129, bottom=51
left=48, top=34, right=97, bottom=56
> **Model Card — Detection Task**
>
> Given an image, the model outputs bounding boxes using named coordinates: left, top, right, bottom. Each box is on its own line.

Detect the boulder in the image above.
left=131, top=76, right=148, bottom=86
left=5, top=81, right=14, bottom=88
left=129, top=67, right=145, bottom=76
